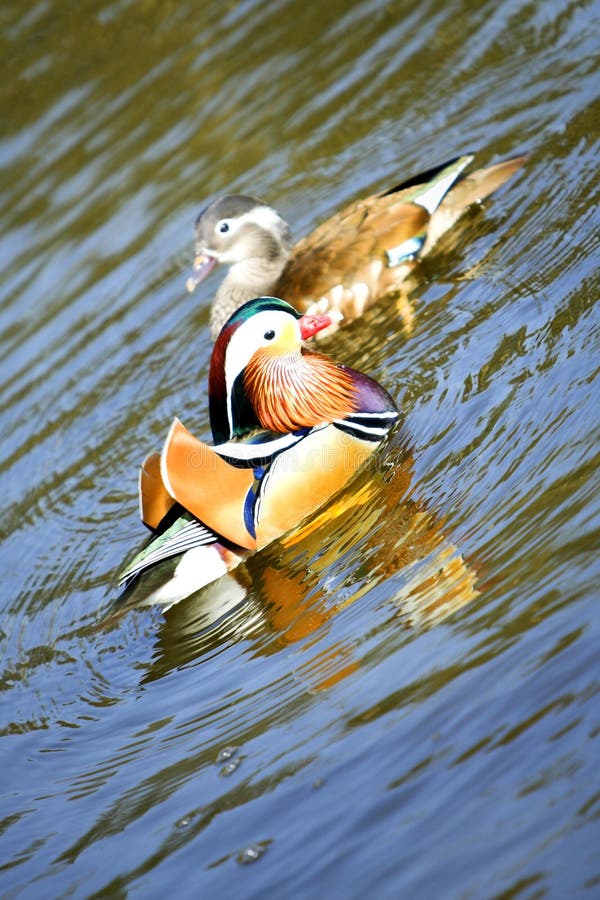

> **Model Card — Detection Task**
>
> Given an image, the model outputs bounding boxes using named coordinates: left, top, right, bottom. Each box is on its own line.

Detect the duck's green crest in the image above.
left=225, top=296, right=301, bottom=328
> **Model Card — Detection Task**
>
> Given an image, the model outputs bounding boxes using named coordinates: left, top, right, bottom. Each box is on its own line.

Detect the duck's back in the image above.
left=277, top=191, right=427, bottom=318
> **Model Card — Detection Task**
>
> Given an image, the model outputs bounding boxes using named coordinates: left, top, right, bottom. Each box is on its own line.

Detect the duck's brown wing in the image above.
left=277, top=193, right=429, bottom=318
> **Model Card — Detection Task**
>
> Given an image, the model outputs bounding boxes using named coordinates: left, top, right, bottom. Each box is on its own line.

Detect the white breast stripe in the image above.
left=344, top=410, right=398, bottom=419
left=335, top=421, right=391, bottom=438
left=214, top=424, right=328, bottom=463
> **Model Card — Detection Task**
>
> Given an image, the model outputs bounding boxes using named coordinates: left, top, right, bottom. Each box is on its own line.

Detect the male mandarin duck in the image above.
left=187, top=153, right=526, bottom=338
left=118, top=296, right=398, bottom=607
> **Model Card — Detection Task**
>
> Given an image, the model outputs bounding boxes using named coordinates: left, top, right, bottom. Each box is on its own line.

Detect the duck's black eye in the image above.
left=263, top=329, right=276, bottom=341
left=217, top=221, right=230, bottom=234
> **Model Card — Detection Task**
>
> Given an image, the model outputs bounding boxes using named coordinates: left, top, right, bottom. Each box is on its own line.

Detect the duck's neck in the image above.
left=210, top=254, right=290, bottom=338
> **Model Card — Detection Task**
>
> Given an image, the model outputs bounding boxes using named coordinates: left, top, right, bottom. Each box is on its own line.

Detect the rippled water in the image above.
left=1, top=0, right=599, bottom=895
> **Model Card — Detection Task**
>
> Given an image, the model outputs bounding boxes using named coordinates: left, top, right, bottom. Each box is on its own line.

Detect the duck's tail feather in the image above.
left=118, top=511, right=247, bottom=608
left=409, top=155, right=474, bottom=215
left=441, top=154, right=527, bottom=212
left=119, top=513, right=220, bottom=585
left=119, top=541, right=246, bottom=609
left=423, top=154, right=527, bottom=252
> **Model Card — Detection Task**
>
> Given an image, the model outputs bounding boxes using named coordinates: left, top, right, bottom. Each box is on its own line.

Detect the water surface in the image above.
left=1, top=0, right=599, bottom=896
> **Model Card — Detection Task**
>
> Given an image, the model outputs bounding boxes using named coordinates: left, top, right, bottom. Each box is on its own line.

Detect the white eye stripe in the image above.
left=224, top=310, right=298, bottom=433
left=239, top=206, right=285, bottom=231
left=216, top=206, right=284, bottom=237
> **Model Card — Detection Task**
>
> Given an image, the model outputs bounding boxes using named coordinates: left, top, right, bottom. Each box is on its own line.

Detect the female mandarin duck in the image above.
left=187, top=153, right=525, bottom=338
left=119, top=296, right=398, bottom=607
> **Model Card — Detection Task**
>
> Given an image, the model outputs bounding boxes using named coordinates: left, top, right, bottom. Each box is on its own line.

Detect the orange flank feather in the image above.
left=139, top=451, right=176, bottom=530
left=244, top=350, right=358, bottom=433
left=161, top=419, right=257, bottom=550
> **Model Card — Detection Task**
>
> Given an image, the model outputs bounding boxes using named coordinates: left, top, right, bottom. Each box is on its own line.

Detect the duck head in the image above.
left=208, top=297, right=351, bottom=444
left=187, top=196, right=292, bottom=293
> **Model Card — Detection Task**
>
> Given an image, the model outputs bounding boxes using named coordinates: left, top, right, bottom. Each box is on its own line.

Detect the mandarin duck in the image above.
left=187, top=153, right=525, bottom=338
left=118, top=296, right=398, bottom=607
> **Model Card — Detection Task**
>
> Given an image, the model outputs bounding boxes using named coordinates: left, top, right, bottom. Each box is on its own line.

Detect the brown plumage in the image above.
left=188, top=154, right=526, bottom=337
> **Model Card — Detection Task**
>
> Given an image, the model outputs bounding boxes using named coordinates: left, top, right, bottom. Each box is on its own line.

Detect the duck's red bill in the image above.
left=299, top=313, right=337, bottom=340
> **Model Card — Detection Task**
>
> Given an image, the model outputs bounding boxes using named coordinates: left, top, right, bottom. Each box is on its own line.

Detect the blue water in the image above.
left=1, top=0, right=599, bottom=896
